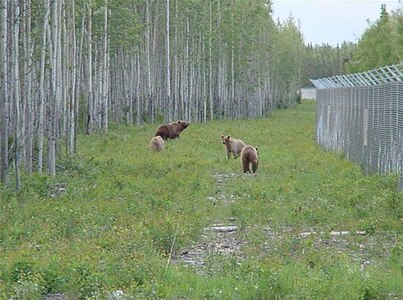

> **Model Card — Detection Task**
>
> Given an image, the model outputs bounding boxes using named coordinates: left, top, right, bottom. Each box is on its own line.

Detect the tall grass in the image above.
left=0, top=101, right=401, bottom=299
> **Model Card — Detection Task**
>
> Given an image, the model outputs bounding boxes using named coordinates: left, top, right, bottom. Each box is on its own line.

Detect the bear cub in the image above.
left=221, top=135, right=246, bottom=159
left=240, top=145, right=259, bottom=173
left=149, top=135, right=165, bottom=152
left=155, top=120, right=190, bottom=140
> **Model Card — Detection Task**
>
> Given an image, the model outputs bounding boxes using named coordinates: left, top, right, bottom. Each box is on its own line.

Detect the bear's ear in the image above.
left=221, top=135, right=224, bottom=138
left=256, top=147, right=259, bottom=152
left=177, top=120, right=181, bottom=123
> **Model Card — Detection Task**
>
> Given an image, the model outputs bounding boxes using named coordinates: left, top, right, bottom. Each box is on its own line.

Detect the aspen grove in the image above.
left=0, top=0, right=304, bottom=186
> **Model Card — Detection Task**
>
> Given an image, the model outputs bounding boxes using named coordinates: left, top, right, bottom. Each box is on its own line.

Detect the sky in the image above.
left=272, top=0, right=402, bottom=46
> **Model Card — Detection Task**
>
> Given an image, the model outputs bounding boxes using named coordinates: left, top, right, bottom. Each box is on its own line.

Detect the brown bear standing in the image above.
left=240, top=145, right=259, bottom=173
left=149, top=135, right=165, bottom=151
left=221, top=135, right=246, bottom=159
left=155, top=120, right=190, bottom=140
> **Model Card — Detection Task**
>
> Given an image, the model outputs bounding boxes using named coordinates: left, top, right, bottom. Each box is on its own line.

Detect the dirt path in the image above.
left=173, top=172, right=399, bottom=275
left=173, top=173, right=244, bottom=274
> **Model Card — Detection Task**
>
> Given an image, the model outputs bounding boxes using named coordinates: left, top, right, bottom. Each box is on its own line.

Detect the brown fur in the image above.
left=240, top=145, right=259, bottom=173
left=221, top=135, right=246, bottom=159
left=149, top=136, right=165, bottom=151
left=155, top=120, right=190, bottom=140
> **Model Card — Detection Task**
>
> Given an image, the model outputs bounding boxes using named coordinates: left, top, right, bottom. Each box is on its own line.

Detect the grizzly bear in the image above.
left=221, top=135, right=246, bottom=159
left=149, top=135, right=165, bottom=152
left=240, top=145, right=259, bottom=173
left=155, top=120, right=190, bottom=140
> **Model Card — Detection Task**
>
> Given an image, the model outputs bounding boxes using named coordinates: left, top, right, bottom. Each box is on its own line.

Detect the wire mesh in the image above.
left=311, top=63, right=403, bottom=189
left=311, top=63, right=403, bottom=88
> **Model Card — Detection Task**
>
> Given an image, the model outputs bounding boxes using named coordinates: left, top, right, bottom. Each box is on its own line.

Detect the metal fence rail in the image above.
left=311, top=63, right=403, bottom=188
left=311, top=63, right=403, bottom=88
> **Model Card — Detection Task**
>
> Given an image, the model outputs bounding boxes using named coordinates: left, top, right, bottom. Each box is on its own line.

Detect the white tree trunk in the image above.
left=145, top=0, right=152, bottom=124
left=47, top=0, right=61, bottom=176
left=0, top=0, right=8, bottom=185
left=202, top=35, right=207, bottom=122
left=185, top=17, right=190, bottom=121
left=136, top=54, right=141, bottom=125
left=13, top=3, right=21, bottom=190
left=23, top=0, right=33, bottom=173
left=67, top=0, right=77, bottom=154
left=166, top=0, right=171, bottom=121
left=101, top=0, right=109, bottom=133
left=37, top=0, right=50, bottom=174
left=86, top=4, right=93, bottom=135
left=209, top=0, right=213, bottom=120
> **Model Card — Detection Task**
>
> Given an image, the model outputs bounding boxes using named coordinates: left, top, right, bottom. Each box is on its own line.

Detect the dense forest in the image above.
left=346, top=4, right=403, bottom=73
left=303, top=4, right=403, bottom=83
left=0, top=1, right=402, bottom=187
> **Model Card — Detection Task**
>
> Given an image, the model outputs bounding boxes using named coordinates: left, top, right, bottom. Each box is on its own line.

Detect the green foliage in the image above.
left=108, top=0, right=144, bottom=53
left=271, top=16, right=305, bottom=106
left=302, top=42, right=355, bottom=85
left=346, top=5, right=403, bottom=72
left=301, top=6, right=402, bottom=84
left=1, top=101, right=402, bottom=299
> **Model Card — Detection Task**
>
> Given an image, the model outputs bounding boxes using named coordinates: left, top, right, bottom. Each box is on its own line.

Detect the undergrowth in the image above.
left=0, top=101, right=401, bottom=299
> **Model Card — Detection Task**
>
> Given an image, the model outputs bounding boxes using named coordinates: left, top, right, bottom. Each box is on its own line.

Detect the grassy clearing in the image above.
left=0, top=100, right=402, bottom=299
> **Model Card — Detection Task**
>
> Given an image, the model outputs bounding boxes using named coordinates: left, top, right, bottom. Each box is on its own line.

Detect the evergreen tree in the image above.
left=346, top=4, right=402, bottom=72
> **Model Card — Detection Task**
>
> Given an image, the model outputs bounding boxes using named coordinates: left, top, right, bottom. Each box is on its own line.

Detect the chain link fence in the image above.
left=311, top=63, right=403, bottom=188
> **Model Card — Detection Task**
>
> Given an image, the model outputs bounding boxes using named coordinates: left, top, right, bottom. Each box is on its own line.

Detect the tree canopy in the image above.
left=346, top=4, right=403, bottom=73
left=2, top=0, right=400, bottom=184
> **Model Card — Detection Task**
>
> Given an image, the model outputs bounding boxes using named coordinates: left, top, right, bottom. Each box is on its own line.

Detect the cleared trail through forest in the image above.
left=173, top=172, right=398, bottom=276
left=174, top=173, right=244, bottom=274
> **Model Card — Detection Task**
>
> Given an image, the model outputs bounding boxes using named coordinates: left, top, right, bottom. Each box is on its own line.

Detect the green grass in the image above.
left=0, top=100, right=402, bottom=299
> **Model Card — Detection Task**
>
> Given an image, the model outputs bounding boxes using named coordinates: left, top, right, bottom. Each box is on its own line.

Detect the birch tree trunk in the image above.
left=185, top=17, right=190, bottom=121
left=23, top=0, right=33, bottom=173
left=86, top=4, right=93, bottom=135
left=56, top=0, right=63, bottom=156
left=101, top=0, right=109, bottom=133
left=173, top=0, right=178, bottom=118
left=145, top=0, right=152, bottom=124
left=47, top=0, right=61, bottom=176
left=74, top=4, right=85, bottom=152
left=165, top=0, right=171, bottom=121
left=37, top=0, right=50, bottom=174
left=218, top=1, right=226, bottom=119
left=208, top=0, right=213, bottom=120
left=13, top=2, right=21, bottom=190
left=136, top=53, right=141, bottom=125
left=0, top=0, right=8, bottom=185
left=67, top=0, right=77, bottom=154
left=230, top=48, right=235, bottom=117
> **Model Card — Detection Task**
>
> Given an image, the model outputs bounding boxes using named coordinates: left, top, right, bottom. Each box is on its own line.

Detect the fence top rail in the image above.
left=310, top=62, right=403, bottom=89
